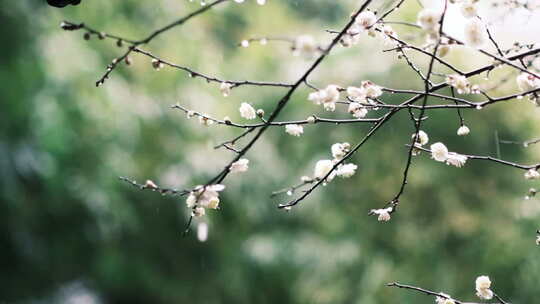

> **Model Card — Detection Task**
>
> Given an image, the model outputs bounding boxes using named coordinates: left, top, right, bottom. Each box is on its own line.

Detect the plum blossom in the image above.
left=446, top=74, right=472, bottom=94
left=347, top=86, right=366, bottom=102
left=361, top=81, right=383, bottom=99
left=475, top=275, right=493, bottom=300
left=230, top=158, right=249, bottom=173
left=457, top=125, right=470, bottom=136
left=446, top=152, right=468, bottom=168
left=430, top=142, right=449, bottom=162
left=417, top=9, right=441, bottom=32
left=412, top=130, right=429, bottom=146
left=331, top=142, right=351, bottom=159
left=285, top=124, right=304, bottom=136
left=464, top=19, right=487, bottom=48
left=356, top=11, right=377, bottom=29
left=220, top=82, right=232, bottom=97
left=308, top=85, right=340, bottom=111
left=370, top=207, right=392, bottom=222
left=336, top=163, right=357, bottom=178
left=239, top=102, right=256, bottom=119
left=348, top=102, right=369, bottom=118
left=314, top=159, right=336, bottom=181
left=186, top=184, right=226, bottom=216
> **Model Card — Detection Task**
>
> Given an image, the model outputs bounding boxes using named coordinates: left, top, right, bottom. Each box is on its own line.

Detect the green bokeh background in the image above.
left=1, top=1, right=539, bottom=303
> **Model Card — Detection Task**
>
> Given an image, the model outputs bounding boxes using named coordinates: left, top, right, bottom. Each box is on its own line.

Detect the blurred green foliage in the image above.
left=1, top=1, right=539, bottom=303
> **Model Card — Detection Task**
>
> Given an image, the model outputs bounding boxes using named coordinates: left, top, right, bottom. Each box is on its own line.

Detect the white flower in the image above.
left=464, top=19, right=487, bottom=48
left=446, top=74, right=471, bottom=94
left=220, top=82, right=232, bottom=97
left=348, top=102, right=369, bottom=118
left=337, top=163, right=358, bottom=178
left=240, top=39, right=249, bottom=47
left=370, top=207, right=392, bottom=222
left=257, top=0, right=266, bottom=5
left=446, top=152, right=468, bottom=168
left=347, top=86, right=366, bottom=102
left=308, top=85, right=340, bottom=111
left=412, top=130, right=429, bottom=146
left=516, top=73, right=540, bottom=92
left=460, top=0, right=477, bottom=18
left=524, top=169, right=540, bottom=180
left=430, top=142, right=449, bottom=162
left=186, top=184, right=225, bottom=212
left=475, top=275, right=492, bottom=291
left=435, top=293, right=456, bottom=304
left=198, top=115, right=214, bottom=126
left=355, top=11, right=377, bottom=29
left=314, top=160, right=335, bottom=181
left=331, top=142, right=351, bottom=159
left=536, top=234, right=540, bottom=245
left=306, top=116, right=316, bottom=124
left=457, top=125, right=470, bottom=136
left=285, top=124, right=304, bottom=136
left=293, top=35, right=319, bottom=57
left=234, top=0, right=245, bottom=2
left=417, top=9, right=441, bottom=32
left=361, top=81, right=383, bottom=99
left=239, top=102, right=256, bottom=120
left=230, top=158, right=249, bottom=173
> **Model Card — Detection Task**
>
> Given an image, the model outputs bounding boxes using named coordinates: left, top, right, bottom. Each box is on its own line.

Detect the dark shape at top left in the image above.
left=47, top=0, right=82, bottom=8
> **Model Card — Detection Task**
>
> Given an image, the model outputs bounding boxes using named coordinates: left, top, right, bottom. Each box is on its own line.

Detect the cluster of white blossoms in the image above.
left=524, top=168, right=540, bottom=180
left=308, top=85, right=340, bottom=111
left=430, top=142, right=468, bottom=168
left=536, top=232, right=540, bottom=245
left=340, top=11, right=398, bottom=48
left=292, top=35, right=320, bottom=58
left=313, top=142, right=358, bottom=182
left=445, top=74, right=479, bottom=94
left=230, top=158, right=249, bottom=173
left=475, top=275, right=494, bottom=300
left=346, top=81, right=383, bottom=117
left=285, top=124, right=304, bottom=137
left=370, top=207, right=393, bottom=222
left=435, top=293, right=455, bottom=304
left=186, top=184, right=225, bottom=217
left=239, top=102, right=257, bottom=120
left=417, top=3, right=486, bottom=48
